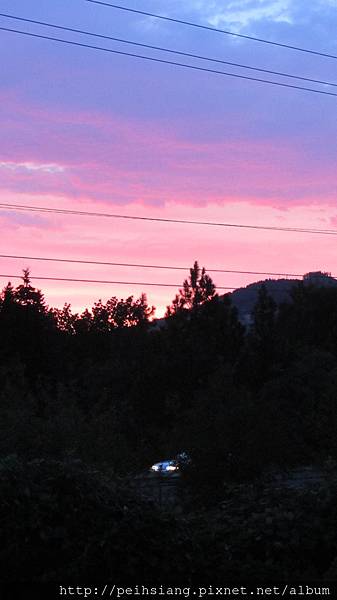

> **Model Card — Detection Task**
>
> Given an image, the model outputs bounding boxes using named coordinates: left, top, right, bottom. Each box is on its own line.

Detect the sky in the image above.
left=0, top=0, right=337, bottom=316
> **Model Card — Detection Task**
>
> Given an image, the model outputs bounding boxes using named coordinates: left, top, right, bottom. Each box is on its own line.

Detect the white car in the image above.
left=150, top=452, right=191, bottom=474
left=150, top=459, right=178, bottom=473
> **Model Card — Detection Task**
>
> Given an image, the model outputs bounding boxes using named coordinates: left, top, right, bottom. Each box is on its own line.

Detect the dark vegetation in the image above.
left=2, top=263, right=337, bottom=582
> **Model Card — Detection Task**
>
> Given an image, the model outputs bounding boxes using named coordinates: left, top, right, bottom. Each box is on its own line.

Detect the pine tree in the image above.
left=0, top=282, right=16, bottom=309
left=14, top=269, right=47, bottom=313
left=166, top=261, right=216, bottom=316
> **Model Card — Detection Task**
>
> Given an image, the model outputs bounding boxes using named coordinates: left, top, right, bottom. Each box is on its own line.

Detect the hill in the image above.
left=227, top=271, right=337, bottom=325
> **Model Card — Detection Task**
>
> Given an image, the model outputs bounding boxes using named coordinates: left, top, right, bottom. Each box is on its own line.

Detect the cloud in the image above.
left=0, top=161, right=65, bottom=174
left=0, top=95, right=336, bottom=210
left=199, top=0, right=294, bottom=31
left=137, top=15, right=164, bottom=32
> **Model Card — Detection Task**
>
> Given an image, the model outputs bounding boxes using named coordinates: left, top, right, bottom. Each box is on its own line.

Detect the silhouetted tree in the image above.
left=14, top=268, right=47, bottom=313
left=252, top=284, right=277, bottom=343
left=166, top=261, right=216, bottom=316
left=79, top=294, right=155, bottom=333
left=240, top=284, right=279, bottom=389
left=51, top=303, right=79, bottom=334
left=0, top=271, right=59, bottom=380
left=0, top=281, right=15, bottom=309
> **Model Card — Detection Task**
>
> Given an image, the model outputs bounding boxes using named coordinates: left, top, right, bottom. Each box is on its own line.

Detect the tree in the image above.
left=0, top=281, right=15, bottom=309
left=91, top=299, right=111, bottom=333
left=113, top=294, right=155, bottom=328
left=252, top=284, right=277, bottom=343
left=76, top=294, right=155, bottom=333
left=75, top=308, right=93, bottom=335
left=0, top=281, right=20, bottom=360
left=50, top=303, right=79, bottom=335
left=14, top=268, right=47, bottom=313
left=166, top=261, right=216, bottom=316
left=0, top=271, right=58, bottom=380
left=238, top=284, right=278, bottom=390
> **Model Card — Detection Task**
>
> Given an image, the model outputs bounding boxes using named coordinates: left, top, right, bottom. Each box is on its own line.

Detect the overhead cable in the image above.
left=84, top=0, right=337, bottom=61
left=0, top=273, right=234, bottom=290
left=1, top=26, right=337, bottom=97
left=0, top=253, right=303, bottom=278
left=1, top=203, right=337, bottom=236
left=1, top=273, right=334, bottom=293
left=0, top=13, right=336, bottom=88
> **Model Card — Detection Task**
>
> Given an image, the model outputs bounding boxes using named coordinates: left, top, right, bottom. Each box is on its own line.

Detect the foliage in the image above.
left=166, top=261, right=216, bottom=316
left=2, top=265, right=337, bottom=580
left=14, top=268, right=47, bottom=312
left=188, top=477, right=337, bottom=581
left=0, top=457, right=193, bottom=582
left=51, top=294, right=155, bottom=333
left=2, top=456, right=337, bottom=582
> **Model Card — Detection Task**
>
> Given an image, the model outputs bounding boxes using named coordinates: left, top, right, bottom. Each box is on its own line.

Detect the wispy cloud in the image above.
left=0, top=161, right=65, bottom=174
left=199, top=0, right=293, bottom=31
left=0, top=101, right=335, bottom=208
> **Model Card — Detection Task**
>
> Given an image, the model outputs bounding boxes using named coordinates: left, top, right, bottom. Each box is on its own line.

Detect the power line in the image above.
left=0, top=253, right=303, bottom=278
left=1, top=26, right=337, bottom=98
left=0, top=273, right=235, bottom=290
left=1, top=202, right=337, bottom=236
left=1, top=273, right=334, bottom=294
left=84, top=0, right=337, bottom=61
left=1, top=13, right=336, bottom=89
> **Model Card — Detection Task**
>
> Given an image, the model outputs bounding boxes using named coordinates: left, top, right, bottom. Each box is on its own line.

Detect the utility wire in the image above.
left=1, top=273, right=333, bottom=292
left=0, top=253, right=303, bottom=278
left=0, top=273, right=235, bottom=290
left=1, top=202, right=337, bottom=236
left=1, top=26, right=337, bottom=98
left=1, top=13, right=336, bottom=89
left=84, top=0, right=337, bottom=61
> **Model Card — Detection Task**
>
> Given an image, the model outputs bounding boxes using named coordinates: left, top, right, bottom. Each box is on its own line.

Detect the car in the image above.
left=150, top=459, right=178, bottom=473
left=150, top=452, right=191, bottom=474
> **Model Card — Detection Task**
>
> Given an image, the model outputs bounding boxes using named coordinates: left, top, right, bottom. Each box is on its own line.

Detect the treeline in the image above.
left=2, top=262, right=337, bottom=484
left=3, top=262, right=337, bottom=581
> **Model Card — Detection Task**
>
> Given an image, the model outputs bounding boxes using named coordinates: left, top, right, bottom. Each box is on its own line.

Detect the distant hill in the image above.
left=151, top=271, right=337, bottom=330
left=228, top=271, right=337, bottom=325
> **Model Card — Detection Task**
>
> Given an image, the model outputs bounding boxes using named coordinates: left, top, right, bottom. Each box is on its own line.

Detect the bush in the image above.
left=3, top=456, right=337, bottom=583
left=0, top=456, right=193, bottom=582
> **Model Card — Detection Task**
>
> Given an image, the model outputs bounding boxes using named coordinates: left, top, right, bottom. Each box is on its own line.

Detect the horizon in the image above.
left=1, top=0, right=336, bottom=316
left=2, top=266, right=335, bottom=319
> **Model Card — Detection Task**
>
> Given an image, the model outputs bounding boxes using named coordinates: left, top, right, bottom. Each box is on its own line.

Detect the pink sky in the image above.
left=1, top=190, right=337, bottom=317
left=1, top=1, right=337, bottom=316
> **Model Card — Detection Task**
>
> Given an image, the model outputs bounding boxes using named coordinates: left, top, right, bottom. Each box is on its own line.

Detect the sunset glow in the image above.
left=1, top=0, right=336, bottom=316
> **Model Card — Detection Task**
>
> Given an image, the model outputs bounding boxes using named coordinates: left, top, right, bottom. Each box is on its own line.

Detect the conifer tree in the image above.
left=14, top=269, right=47, bottom=313
left=166, top=261, right=216, bottom=316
